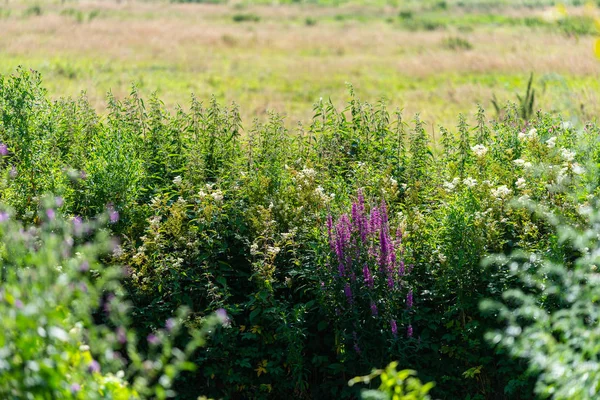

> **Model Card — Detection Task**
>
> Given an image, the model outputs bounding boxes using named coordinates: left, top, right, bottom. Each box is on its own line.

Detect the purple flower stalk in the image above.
left=391, top=319, right=398, bottom=337
left=362, top=264, right=374, bottom=289
left=147, top=334, right=159, bottom=345
left=344, top=283, right=353, bottom=304
left=0, top=144, right=7, bottom=156
left=46, top=209, right=55, bottom=221
left=370, top=302, right=378, bottom=316
left=407, top=290, right=413, bottom=309
left=407, top=324, right=414, bottom=338
left=88, top=360, right=100, bottom=374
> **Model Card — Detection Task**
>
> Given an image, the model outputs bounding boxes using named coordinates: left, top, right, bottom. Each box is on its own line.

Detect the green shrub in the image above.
left=441, top=36, right=473, bottom=51
left=349, top=362, right=435, bottom=400
left=232, top=13, right=261, bottom=23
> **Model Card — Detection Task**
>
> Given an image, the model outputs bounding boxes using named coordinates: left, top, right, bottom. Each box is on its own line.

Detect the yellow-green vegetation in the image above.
left=1, top=0, right=599, bottom=126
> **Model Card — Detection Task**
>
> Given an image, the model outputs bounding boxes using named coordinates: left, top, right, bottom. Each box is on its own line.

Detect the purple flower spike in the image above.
left=0, top=212, right=9, bottom=222
left=117, top=327, right=127, bottom=344
left=362, top=264, right=374, bottom=289
left=147, top=334, right=159, bottom=345
left=407, top=290, right=414, bottom=309
left=216, top=308, right=230, bottom=326
left=407, top=324, right=414, bottom=338
left=344, top=283, right=353, bottom=305
left=391, top=319, right=398, bottom=337
left=79, top=261, right=89, bottom=272
left=370, top=302, right=378, bottom=316
left=0, top=144, right=8, bottom=156
left=46, top=209, right=55, bottom=221
left=70, top=383, right=81, bottom=393
left=166, top=318, right=176, bottom=332
left=109, top=209, right=119, bottom=223
left=88, top=360, right=100, bottom=374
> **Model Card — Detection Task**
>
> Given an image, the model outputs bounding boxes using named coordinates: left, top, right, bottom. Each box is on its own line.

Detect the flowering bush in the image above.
left=318, top=191, right=414, bottom=367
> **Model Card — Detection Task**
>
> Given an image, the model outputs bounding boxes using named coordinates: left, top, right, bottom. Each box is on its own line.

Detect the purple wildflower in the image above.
left=70, top=383, right=81, bottom=394
left=398, top=260, right=405, bottom=277
left=407, top=290, right=413, bottom=309
left=55, top=196, right=63, bottom=207
left=147, top=334, right=159, bottom=345
left=46, top=208, right=55, bottom=221
left=117, top=327, right=127, bottom=344
left=109, top=208, right=119, bottom=223
left=0, top=212, right=9, bottom=222
left=79, top=261, right=89, bottom=272
left=370, top=302, right=378, bottom=316
left=407, top=324, right=414, bottom=338
left=166, top=318, right=176, bottom=332
left=14, top=299, right=23, bottom=309
left=344, top=283, right=353, bottom=305
left=362, top=264, right=374, bottom=289
left=88, top=360, right=100, bottom=374
left=391, top=319, right=398, bottom=337
left=216, top=308, right=230, bottom=326
left=0, top=144, right=7, bottom=156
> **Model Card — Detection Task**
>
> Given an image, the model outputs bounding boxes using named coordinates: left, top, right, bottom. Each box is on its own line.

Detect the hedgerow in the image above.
left=1, top=68, right=599, bottom=399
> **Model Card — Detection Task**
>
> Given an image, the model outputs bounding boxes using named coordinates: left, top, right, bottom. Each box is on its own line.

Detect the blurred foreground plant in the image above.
left=0, top=198, right=224, bottom=399
left=348, top=361, right=434, bottom=400
left=482, top=200, right=600, bottom=399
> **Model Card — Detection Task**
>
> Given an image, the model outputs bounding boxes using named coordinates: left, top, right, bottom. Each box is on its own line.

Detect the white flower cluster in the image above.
left=463, top=177, right=477, bottom=188
left=443, top=177, right=461, bottom=192
left=561, top=148, right=576, bottom=163
left=546, top=136, right=556, bottom=149
left=513, top=159, right=533, bottom=169
left=516, top=177, right=526, bottom=190
left=471, top=144, right=488, bottom=158
left=518, top=128, right=537, bottom=141
left=491, top=185, right=512, bottom=200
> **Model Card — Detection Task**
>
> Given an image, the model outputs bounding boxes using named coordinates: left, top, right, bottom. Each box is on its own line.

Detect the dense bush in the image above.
left=1, top=68, right=599, bottom=398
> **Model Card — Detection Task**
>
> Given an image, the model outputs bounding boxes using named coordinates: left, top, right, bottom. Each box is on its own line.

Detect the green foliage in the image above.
left=232, top=13, right=261, bottom=23
left=492, top=73, right=536, bottom=121
left=482, top=201, right=600, bottom=399
left=349, top=362, right=435, bottom=400
left=441, top=36, right=473, bottom=51
left=0, top=67, right=599, bottom=399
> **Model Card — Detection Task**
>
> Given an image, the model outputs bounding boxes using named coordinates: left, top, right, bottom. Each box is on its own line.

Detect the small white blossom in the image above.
left=513, top=159, right=525, bottom=167
left=516, top=177, right=526, bottom=190
left=572, top=163, right=585, bottom=175
left=463, top=177, right=477, bottom=188
left=443, top=177, right=461, bottom=192
left=267, top=246, right=281, bottom=255
left=250, top=243, right=259, bottom=256
left=561, top=148, right=576, bottom=162
left=491, top=185, right=512, bottom=200
left=561, top=121, right=572, bottom=130
left=518, top=128, right=537, bottom=141
left=546, top=136, right=556, bottom=149
left=471, top=144, right=488, bottom=158
left=211, top=190, right=224, bottom=202
left=173, top=176, right=182, bottom=186
left=524, top=162, right=533, bottom=169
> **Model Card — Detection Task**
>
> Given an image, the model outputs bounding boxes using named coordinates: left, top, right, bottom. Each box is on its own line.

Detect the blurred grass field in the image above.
left=1, top=0, right=599, bottom=127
